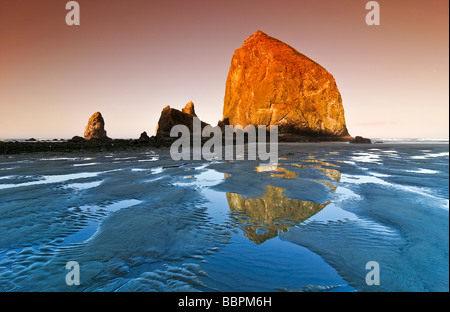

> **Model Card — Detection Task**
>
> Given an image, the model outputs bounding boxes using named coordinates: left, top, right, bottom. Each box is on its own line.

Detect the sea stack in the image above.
left=84, top=112, right=109, bottom=140
left=139, top=131, right=150, bottom=141
left=156, top=102, right=209, bottom=137
left=222, top=30, right=350, bottom=139
left=181, top=101, right=196, bottom=116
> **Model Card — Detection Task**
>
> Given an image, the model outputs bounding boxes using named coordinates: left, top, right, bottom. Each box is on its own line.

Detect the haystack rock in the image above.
left=84, top=112, right=109, bottom=140
left=156, top=102, right=209, bottom=137
left=222, top=30, right=350, bottom=138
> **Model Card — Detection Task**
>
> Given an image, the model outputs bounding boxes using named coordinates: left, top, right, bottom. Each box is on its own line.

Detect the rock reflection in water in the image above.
left=228, top=156, right=342, bottom=244
left=226, top=186, right=328, bottom=244
left=291, top=161, right=341, bottom=191
left=255, top=165, right=297, bottom=179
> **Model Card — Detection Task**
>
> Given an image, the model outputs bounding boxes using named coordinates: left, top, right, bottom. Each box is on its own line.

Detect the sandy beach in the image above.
left=0, top=142, right=448, bottom=291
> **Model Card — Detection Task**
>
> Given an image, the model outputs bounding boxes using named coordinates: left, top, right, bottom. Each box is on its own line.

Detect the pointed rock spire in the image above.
left=181, top=101, right=196, bottom=116
left=84, top=112, right=109, bottom=140
left=156, top=102, right=208, bottom=137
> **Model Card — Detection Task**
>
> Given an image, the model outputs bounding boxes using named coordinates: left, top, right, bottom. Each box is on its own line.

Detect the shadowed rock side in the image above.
left=223, top=31, right=351, bottom=140
left=227, top=186, right=328, bottom=244
left=156, top=102, right=209, bottom=137
left=84, top=112, right=109, bottom=140
left=139, top=131, right=150, bottom=141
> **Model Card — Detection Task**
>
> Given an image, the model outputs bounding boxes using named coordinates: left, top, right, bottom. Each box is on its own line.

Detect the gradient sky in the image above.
left=0, top=0, right=448, bottom=139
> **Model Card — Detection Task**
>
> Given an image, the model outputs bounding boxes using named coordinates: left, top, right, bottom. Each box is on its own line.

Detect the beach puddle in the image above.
left=0, top=172, right=102, bottom=190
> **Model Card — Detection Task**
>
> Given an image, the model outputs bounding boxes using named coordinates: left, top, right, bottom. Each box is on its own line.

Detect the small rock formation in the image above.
left=350, top=136, right=372, bottom=144
left=84, top=112, right=109, bottom=140
left=181, top=101, right=196, bottom=116
left=156, top=102, right=209, bottom=137
left=139, top=131, right=150, bottom=141
left=222, top=30, right=350, bottom=139
left=69, top=136, right=86, bottom=143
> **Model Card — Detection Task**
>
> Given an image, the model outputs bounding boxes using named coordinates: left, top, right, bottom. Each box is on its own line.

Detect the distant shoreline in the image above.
left=0, top=139, right=171, bottom=155
left=0, top=137, right=448, bottom=155
left=1, top=137, right=447, bottom=143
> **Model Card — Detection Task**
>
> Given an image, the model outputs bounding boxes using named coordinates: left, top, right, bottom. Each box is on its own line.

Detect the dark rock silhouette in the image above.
left=69, top=136, right=86, bottom=143
left=350, top=136, right=372, bottom=144
left=139, top=131, right=150, bottom=141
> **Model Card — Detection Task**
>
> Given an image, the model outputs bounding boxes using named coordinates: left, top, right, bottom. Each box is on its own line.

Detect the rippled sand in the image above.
left=0, top=143, right=448, bottom=291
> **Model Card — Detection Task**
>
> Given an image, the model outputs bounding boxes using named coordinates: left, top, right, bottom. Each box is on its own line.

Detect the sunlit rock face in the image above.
left=223, top=31, right=350, bottom=138
left=156, top=102, right=209, bottom=137
left=84, top=112, right=109, bottom=140
left=181, top=101, right=196, bottom=116
left=226, top=186, right=328, bottom=244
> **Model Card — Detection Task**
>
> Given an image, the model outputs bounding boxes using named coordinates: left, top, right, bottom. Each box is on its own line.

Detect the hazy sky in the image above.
left=0, top=0, right=448, bottom=139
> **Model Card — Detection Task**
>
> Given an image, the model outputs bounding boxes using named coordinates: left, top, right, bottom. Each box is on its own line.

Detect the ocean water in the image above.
left=0, top=143, right=448, bottom=292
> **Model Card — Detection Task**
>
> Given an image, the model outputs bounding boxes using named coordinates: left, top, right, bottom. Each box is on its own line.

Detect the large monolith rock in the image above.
left=222, top=30, right=350, bottom=138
